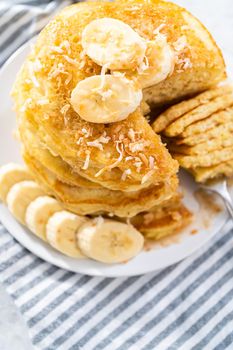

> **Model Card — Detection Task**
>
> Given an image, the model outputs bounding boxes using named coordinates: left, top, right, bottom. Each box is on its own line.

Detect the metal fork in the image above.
left=200, top=178, right=233, bottom=219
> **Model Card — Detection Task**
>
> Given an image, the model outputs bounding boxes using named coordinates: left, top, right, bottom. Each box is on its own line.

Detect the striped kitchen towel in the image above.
left=1, top=1, right=233, bottom=349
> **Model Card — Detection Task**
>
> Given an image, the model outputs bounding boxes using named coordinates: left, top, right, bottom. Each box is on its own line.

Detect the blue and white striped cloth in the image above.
left=1, top=1, right=233, bottom=349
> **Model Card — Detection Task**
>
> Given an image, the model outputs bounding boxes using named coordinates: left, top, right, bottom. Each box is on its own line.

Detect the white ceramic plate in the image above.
left=0, top=40, right=229, bottom=277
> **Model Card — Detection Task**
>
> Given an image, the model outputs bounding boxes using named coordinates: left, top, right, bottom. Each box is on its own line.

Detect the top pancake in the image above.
left=12, top=0, right=225, bottom=192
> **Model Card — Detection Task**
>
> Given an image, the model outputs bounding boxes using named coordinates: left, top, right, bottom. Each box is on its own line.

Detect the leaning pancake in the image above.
left=23, top=151, right=178, bottom=217
left=152, top=85, right=232, bottom=133
left=164, top=91, right=233, bottom=137
left=190, top=158, right=233, bottom=182
left=168, top=137, right=233, bottom=155
left=175, top=122, right=233, bottom=146
left=181, top=107, right=233, bottom=137
left=173, top=147, right=233, bottom=168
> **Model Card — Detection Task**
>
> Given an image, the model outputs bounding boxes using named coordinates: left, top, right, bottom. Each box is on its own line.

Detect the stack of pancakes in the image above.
left=12, top=0, right=227, bottom=240
left=153, top=85, right=233, bottom=182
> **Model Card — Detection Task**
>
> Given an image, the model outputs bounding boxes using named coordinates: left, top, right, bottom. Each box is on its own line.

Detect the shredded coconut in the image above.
left=63, top=55, right=79, bottom=66
left=125, top=156, right=134, bottom=162
left=98, top=132, right=111, bottom=144
left=37, top=98, right=49, bottom=105
left=95, top=142, right=124, bottom=177
left=129, top=142, right=145, bottom=153
left=182, top=57, right=192, bottom=70
left=134, top=161, right=143, bottom=173
left=149, top=156, right=155, bottom=169
left=29, top=62, right=40, bottom=87
left=82, top=150, right=91, bottom=170
left=61, top=104, right=70, bottom=115
left=139, top=153, right=148, bottom=166
left=20, top=98, right=32, bottom=112
left=62, top=40, right=71, bottom=54
left=173, top=36, right=187, bottom=52
left=141, top=170, right=155, bottom=184
left=153, top=23, right=166, bottom=36
left=121, top=169, right=131, bottom=181
left=86, top=132, right=111, bottom=151
left=50, top=46, right=64, bottom=54
left=33, top=59, right=42, bottom=72
left=77, top=137, right=84, bottom=145
left=65, top=73, right=72, bottom=85
left=87, top=140, right=103, bottom=151
left=128, top=128, right=136, bottom=142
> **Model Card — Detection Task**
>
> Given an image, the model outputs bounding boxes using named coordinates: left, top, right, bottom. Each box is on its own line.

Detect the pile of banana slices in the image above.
left=0, top=164, right=144, bottom=264
left=71, top=18, right=174, bottom=123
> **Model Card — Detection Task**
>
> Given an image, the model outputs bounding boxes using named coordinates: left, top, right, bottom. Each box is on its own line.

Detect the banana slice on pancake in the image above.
left=138, top=37, right=174, bottom=88
left=71, top=74, right=142, bottom=123
left=81, top=18, right=146, bottom=70
left=77, top=218, right=144, bottom=263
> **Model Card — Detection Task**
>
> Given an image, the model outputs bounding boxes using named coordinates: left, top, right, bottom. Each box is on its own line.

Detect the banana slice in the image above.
left=46, top=211, right=86, bottom=258
left=77, top=218, right=144, bottom=264
left=71, top=74, right=142, bottom=123
left=138, top=37, right=174, bottom=88
left=0, top=163, right=33, bottom=202
left=25, top=196, right=62, bottom=241
left=6, top=181, right=44, bottom=224
left=82, top=18, right=146, bottom=70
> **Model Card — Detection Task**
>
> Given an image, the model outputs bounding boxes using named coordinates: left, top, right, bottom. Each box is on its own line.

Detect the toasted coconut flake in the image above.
left=141, top=170, right=155, bottom=184
left=82, top=150, right=91, bottom=170
left=95, top=142, right=124, bottom=177
left=173, top=36, right=187, bottom=52
left=128, top=128, right=136, bottom=142
left=149, top=156, right=155, bottom=169
left=87, top=140, right=103, bottom=151
left=37, top=98, right=49, bottom=105
left=121, top=169, right=131, bottom=181
left=63, top=55, right=79, bottom=66
left=153, top=23, right=166, bottom=36
left=50, top=46, right=64, bottom=54
left=129, top=142, right=145, bottom=153
left=125, top=156, right=134, bottom=162
left=61, top=104, right=70, bottom=116
left=20, top=98, right=33, bottom=112
left=139, top=153, right=148, bottom=166
left=77, top=137, right=84, bottom=145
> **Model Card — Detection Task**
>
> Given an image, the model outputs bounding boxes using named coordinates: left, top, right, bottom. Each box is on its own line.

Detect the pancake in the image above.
left=181, top=107, right=233, bottom=137
left=175, top=122, right=233, bottom=146
left=164, top=92, right=233, bottom=137
left=173, top=146, right=233, bottom=168
left=168, top=136, right=233, bottom=155
left=190, top=158, right=233, bottom=182
left=131, top=196, right=192, bottom=239
left=13, top=1, right=193, bottom=193
left=152, top=85, right=232, bottom=133
left=20, top=106, right=178, bottom=191
left=23, top=151, right=178, bottom=217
